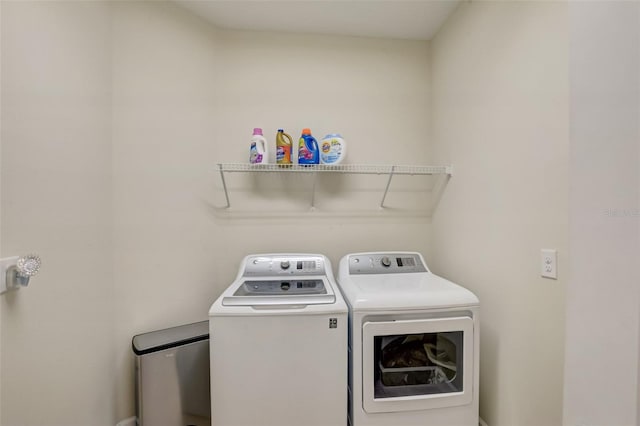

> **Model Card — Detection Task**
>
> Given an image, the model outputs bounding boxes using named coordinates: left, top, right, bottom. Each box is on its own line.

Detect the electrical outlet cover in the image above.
left=541, top=249, right=557, bottom=279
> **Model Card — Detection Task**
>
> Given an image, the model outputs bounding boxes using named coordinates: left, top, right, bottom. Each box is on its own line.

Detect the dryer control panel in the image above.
left=348, top=253, right=428, bottom=275
left=242, top=255, right=326, bottom=277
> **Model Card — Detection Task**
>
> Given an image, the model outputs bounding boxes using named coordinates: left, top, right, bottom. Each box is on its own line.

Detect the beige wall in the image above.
left=564, top=2, right=640, bottom=425
left=0, top=1, right=433, bottom=423
left=111, top=1, right=432, bottom=420
left=0, top=1, right=114, bottom=425
left=0, top=1, right=3, bottom=421
left=3, top=1, right=603, bottom=425
left=111, top=1, right=221, bottom=418
left=429, top=2, right=569, bottom=425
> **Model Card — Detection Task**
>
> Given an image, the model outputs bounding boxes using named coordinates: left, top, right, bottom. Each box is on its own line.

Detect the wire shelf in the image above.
left=217, top=163, right=452, bottom=176
left=215, top=163, right=452, bottom=211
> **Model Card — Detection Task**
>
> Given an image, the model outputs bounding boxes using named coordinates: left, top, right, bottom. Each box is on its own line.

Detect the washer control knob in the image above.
left=280, top=261, right=290, bottom=270
left=381, top=257, right=391, bottom=267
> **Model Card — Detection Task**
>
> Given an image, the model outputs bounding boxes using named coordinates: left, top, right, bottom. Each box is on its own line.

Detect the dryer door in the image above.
left=362, top=316, right=473, bottom=413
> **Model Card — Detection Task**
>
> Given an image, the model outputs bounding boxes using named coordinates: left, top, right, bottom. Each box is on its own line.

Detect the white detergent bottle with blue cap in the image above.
left=249, top=128, right=268, bottom=164
left=320, top=134, right=346, bottom=165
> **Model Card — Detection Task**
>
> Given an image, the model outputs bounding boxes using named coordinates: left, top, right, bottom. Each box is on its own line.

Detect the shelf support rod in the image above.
left=310, top=170, right=318, bottom=210
left=380, top=166, right=395, bottom=208
left=429, top=170, right=451, bottom=213
left=219, top=167, right=231, bottom=208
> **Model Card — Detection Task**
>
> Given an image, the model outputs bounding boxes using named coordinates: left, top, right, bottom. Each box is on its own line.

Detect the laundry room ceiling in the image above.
left=175, top=0, right=461, bottom=41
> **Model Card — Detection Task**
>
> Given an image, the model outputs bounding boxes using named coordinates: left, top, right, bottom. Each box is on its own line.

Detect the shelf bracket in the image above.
left=219, top=167, right=231, bottom=208
left=429, top=169, right=452, bottom=212
left=380, top=165, right=395, bottom=208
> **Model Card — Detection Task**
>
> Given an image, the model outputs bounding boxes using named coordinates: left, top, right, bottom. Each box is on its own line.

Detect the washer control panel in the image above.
left=234, top=279, right=327, bottom=296
left=243, top=255, right=325, bottom=277
left=348, top=253, right=428, bottom=275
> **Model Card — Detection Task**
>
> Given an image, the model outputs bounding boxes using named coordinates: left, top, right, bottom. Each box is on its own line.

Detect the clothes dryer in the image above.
left=337, top=252, right=479, bottom=426
left=209, top=254, right=348, bottom=426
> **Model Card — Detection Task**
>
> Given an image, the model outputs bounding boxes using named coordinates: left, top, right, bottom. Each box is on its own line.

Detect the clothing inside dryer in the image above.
left=373, top=331, right=464, bottom=398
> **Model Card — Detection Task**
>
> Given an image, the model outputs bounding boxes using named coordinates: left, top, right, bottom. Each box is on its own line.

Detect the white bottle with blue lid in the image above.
left=320, top=134, right=346, bottom=165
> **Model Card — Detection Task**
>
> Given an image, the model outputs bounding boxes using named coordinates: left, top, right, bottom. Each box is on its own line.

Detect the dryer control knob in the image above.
left=280, top=261, right=290, bottom=270
left=381, top=257, right=391, bottom=267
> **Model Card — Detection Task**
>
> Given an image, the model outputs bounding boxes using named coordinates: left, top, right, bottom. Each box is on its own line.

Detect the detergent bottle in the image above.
left=297, top=128, right=319, bottom=165
left=276, top=129, right=293, bottom=166
left=249, top=128, right=268, bottom=164
left=320, top=134, right=347, bottom=165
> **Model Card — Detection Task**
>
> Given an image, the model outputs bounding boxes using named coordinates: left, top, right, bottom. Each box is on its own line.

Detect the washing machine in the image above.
left=337, top=252, right=479, bottom=426
left=209, top=253, right=348, bottom=426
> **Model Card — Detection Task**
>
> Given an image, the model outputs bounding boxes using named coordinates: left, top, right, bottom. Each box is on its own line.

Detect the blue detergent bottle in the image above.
left=297, top=128, right=320, bottom=165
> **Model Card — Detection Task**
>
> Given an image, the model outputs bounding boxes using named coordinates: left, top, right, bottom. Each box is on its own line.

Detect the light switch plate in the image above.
left=541, top=249, right=557, bottom=279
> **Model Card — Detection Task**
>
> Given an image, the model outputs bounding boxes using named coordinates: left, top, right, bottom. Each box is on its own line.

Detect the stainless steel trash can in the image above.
left=133, top=321, right=210, bottom=426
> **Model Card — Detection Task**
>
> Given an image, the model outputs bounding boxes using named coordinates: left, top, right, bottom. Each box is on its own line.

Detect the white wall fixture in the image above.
left=540, top=249, right=557, bottom=279
left=0, top=254, right=41, bottom=294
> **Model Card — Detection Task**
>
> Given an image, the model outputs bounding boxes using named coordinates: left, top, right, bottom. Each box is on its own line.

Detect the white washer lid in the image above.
left=338, top=272, right=479, bottom=311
